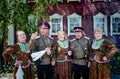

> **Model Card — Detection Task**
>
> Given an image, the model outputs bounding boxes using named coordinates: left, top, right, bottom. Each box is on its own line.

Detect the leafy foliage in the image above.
left=110, top=50, right=120, bottom=75
left=0, top=0, right=58, bottom=46
left=0, top=0, right=10, bottom=47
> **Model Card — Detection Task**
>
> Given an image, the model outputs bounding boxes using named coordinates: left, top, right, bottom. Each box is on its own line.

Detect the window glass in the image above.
left=110, top=13, right=120, bottom=35
left=50, top=14, right=63, bottom=35
left=93, top=13, right=107, bottom=35
left=67, top=13, right=81, bottom=36
left=93, top=0, right=106, bottom=2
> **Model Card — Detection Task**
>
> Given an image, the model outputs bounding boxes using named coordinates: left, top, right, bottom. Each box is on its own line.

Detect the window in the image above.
left=67, top=13, right=82, bottom=36
left=93, top=12, right=107, bottom=36
left=50, top=13, right=63, bottom=35
left=110, top=12, right=120, bottom=35
left=93, top=0, right=106, bottom=2
left=8, top=25, right=14, bottom=45
left=109, top=0, right=118, bottom=1
left=28, top=14, right=35, bottom=24
left=67, top=0, right=81, bottom=2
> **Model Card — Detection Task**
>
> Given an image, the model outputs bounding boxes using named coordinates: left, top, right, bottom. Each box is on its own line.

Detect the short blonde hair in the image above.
left=57, top=30, right=68, bottom=39
left=94, top=29, right=103, bottom=34
left=57, top=30, right=65, bottom=35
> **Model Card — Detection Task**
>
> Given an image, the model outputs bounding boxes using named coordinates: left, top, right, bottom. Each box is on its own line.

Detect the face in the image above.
left=17, top=31, right=26, bottom=43
left=58, top=32, right=65, bottom=41
left=39, top=26, right=49, bottom=36
left=75, top=32, right=83, bottom=39
left=94, top=31, right=103, bottom=40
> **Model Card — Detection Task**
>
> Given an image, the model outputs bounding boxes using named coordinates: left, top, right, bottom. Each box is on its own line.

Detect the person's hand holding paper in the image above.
left=31, top=50, right=47, bottom=61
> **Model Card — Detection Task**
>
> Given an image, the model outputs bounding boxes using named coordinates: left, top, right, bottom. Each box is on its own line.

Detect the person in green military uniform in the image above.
left=29, top=21, right=54, bottom=79
left=70, top=27, right=91, bottom=79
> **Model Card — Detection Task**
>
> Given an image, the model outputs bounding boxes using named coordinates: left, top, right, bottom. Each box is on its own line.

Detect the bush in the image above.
left=110, top=50, right=120, bottom=75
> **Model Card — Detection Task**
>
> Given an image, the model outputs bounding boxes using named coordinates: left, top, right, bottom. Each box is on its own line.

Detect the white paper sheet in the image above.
left=31, top=50, right=46, bottom=61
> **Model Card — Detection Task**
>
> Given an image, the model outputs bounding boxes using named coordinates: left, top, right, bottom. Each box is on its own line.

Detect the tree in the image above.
left=0, top=0, right=58, bottom=48
left=0, top=0, right=9, bottom=50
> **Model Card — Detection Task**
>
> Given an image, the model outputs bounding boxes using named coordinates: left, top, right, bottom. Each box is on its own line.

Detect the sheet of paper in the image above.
left=31, top=50, right=46, bottom=61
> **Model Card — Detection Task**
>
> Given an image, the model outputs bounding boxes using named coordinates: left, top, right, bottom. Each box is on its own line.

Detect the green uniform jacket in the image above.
left=29, top=36, right=53, bottom=65
left=70, top=36, right=91, bottom=65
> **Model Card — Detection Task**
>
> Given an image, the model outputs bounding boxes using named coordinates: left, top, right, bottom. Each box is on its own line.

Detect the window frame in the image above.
left=28, top=14, right=36, bottom=24
left=67, top=13, right=82, bottom=36
left=93, top=12, right=108, bottom=36
left=108, top=0, right=116, bottom=2
left=8, top=25, right=15, bottom=45
left=49, top=13, right=63, bottom=35
left=93, top=0, right=106, bottom=2
left=110, top=12, right=120, bottom=36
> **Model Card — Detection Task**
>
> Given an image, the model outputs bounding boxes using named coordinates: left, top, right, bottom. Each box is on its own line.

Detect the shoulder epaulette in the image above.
left=84, top=36, right=90, bottom=40
left=48, top=36, right=54, bottom=40
left=70, top=38, right=76, bottom=42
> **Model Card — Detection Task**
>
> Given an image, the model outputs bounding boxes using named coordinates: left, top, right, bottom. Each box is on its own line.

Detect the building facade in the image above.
left=46, top=0, right=120, bottom=75
left=46, top=0, right=120, bottom=49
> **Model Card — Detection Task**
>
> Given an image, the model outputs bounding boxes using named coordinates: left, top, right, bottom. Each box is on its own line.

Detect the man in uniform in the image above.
left=70, top=26, right=91, bottom=79
left=29, top=21, right=54, bottom=79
